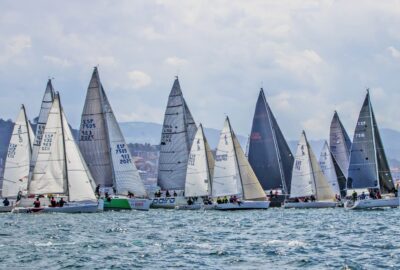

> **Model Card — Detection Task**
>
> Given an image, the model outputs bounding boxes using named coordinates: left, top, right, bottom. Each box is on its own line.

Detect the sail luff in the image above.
left=228, top=117, right=244, bottom=197
left=58, top=93, right=70, bottom=200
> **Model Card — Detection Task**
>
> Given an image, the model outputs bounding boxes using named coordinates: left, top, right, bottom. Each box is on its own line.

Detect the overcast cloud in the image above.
left=0, top=0, right=400, bottom=140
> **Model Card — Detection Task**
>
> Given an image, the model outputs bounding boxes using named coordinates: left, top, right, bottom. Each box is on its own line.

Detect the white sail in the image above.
left=185, top=124, right=214, bottom=197
left=233, top=133, right=266, bottom=201
left=212, top=117, right=242, bottom=198
left=309, top=143, right=336, bottom=201
left=29, top=95, right=67, bottom=195
left=62, top=109, right=97, bottom=202
left=2, top=106, right=33, bottom=197
left=319, top=141, right=340, bottom=196
left=78, top=68, right=113, bottom=187
left=290, top=131, right=314, bottom=198
left=158, top=78, right=197, bottom=190
left=103, top=91, right=147, bottom=197
left=31, top=79, right=55, bottom=170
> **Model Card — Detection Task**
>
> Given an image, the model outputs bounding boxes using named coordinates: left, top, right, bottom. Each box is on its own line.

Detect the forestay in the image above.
left=31, top=79, right=55, bottom=170
left=212, top=118, right=242, bottom=198
left=2, top=105, right=34, bottom=197
left=158, top=78, right=197, bottom=190
left=185, top=124, right=214, bottom=197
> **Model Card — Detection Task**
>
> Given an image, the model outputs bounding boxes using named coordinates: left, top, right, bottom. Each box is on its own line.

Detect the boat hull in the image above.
left=345, top=197, right=400, bottom=210
left=283, top=201, right=337, bottom=209
left=215, top=201, right=270, bottom=210
left=104, top=197, right=151, bottom=211
left=0, top=206, right=13, bottom=212
left=13, top=200, right=103, bottom=213
left=151, top=197, right=186, bottom=209
left=175, top=203, right=216, bottom=210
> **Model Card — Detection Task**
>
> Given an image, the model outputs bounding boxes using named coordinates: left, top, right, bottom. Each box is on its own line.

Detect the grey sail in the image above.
left=78, top=68, right=113, bottom=187
left=329, top=111, right=351, bottom=178
left=158, top=78, right=197, bottom=190
left=248, top=88, right=293, bottom=194
left=331, top=152, right=347, bottom=197
left=347, top=91, right=394, bottom=193
left=31, top=79, right=55, bottom=170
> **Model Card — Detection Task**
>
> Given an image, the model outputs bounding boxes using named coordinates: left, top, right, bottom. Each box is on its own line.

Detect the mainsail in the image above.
left=158, top=77, right=197, bottom=190
left=347, top=90, right=394, bottom=193
left=319, top=141, right=341, bottom=196
left=248, top=88, right=293, bottom=193
left=29, top=93, right=97, bottom=201
left=79, top=68, right=147, bottom=197
left=329, top=111, right=351, bottom=178
left=184, top=124, right=214, bottom=197
left=2, top=105, right=34, bottom=197
left=290, top=131, right=335, bottom=201
left=212, top=117, right=266, bottom=201
left=31, top=79, right=55, bottom=170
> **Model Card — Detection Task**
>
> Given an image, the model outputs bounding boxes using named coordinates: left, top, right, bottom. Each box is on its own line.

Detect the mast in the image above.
left=22, top=104, right=32, bottom=154
left=227, top=116, right=244, bottom=197
left=304, top=132, right=318, bottom=199
left=200, top=124, right=212, bottom=194
left=96, top=68, right=117, bottom=193
left=367, top=89, right=380, bottom=191
left=57, top=93, right=70, bottom=201
left=263, top=89, right=288, bottom=194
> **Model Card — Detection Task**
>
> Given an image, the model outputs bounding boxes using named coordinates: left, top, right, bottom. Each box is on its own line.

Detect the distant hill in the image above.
left=1, top=119, right=400, bottom=171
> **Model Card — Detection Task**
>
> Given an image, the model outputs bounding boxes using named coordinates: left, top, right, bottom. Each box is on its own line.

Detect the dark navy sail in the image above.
left=347, top=91, right=394, bottom=193
left=329, top=111, right=351, bottom=178
left=248, top=88, right=293, bottom=193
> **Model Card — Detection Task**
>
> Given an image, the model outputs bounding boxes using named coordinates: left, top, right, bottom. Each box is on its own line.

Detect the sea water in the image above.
left=0, top=208, right=399, bottom=269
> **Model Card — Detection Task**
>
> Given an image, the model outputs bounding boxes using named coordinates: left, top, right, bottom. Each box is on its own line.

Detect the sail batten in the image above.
left=158, top=78, right=197, bottom=190
left=248, top=89, right=293, bottom=193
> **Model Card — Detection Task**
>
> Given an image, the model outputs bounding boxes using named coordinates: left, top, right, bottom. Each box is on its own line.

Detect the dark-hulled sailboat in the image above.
left=248, top=88, right=294, bottom=207
left=153, top=77, right=197, bottom=208
left=345, top=90, right=397, bottom=209
left=329, top=111, right=351, bottom=197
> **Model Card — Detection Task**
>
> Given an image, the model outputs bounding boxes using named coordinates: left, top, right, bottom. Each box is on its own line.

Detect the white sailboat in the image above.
left=212, top=117, right=269, bottom=210
left=13, top=93, right=102, bottom=213
left=79, top=68, right=151, bottom=211
left=284, top=131, right=337, bottom=209
left=1, top=105, right=34, bottom=212
left=176, top=124, right=215, bottom=210
left=319, top=141, right=341, bottom=197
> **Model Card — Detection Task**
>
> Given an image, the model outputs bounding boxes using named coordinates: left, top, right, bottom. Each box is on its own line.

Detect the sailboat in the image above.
left=319, top=141, right=341, bottom=197
left=78, top=68, right=151, bottom=211
left=176, top=124, right=215, bottom=210
left=329, top=111, right=351, bottom=196
left=248, top=88, right=294, bottom=207
left=212, top=117, right=269, bottom=210
left=1, top=105, right=34, bottom=212
left=13, top=93, right=102, bottom=213
left=345, top=90, right=397, bottom=209
left=31, top=79, right=55, bottom=172
left=284, top=131, right=337, bottom=208
left=153, top=77, right=197, bottom=208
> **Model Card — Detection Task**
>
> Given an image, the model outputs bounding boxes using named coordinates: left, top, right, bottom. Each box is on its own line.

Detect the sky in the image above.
left=0, top=0, right=400, bottom=140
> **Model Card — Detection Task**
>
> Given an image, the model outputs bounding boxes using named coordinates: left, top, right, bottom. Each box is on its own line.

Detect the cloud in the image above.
left=43, top=55, right=72, bottom=67
left=0, top=35, right=31, bottom=64
left=388, top=46, right=400, bottom=59
left=164, top=56, right=187, bottom=67
left=127, top=70, right=152, bottom=89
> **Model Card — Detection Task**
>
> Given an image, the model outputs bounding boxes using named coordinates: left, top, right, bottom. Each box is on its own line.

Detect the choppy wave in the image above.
left=1, top=208, right=400, bottom=269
